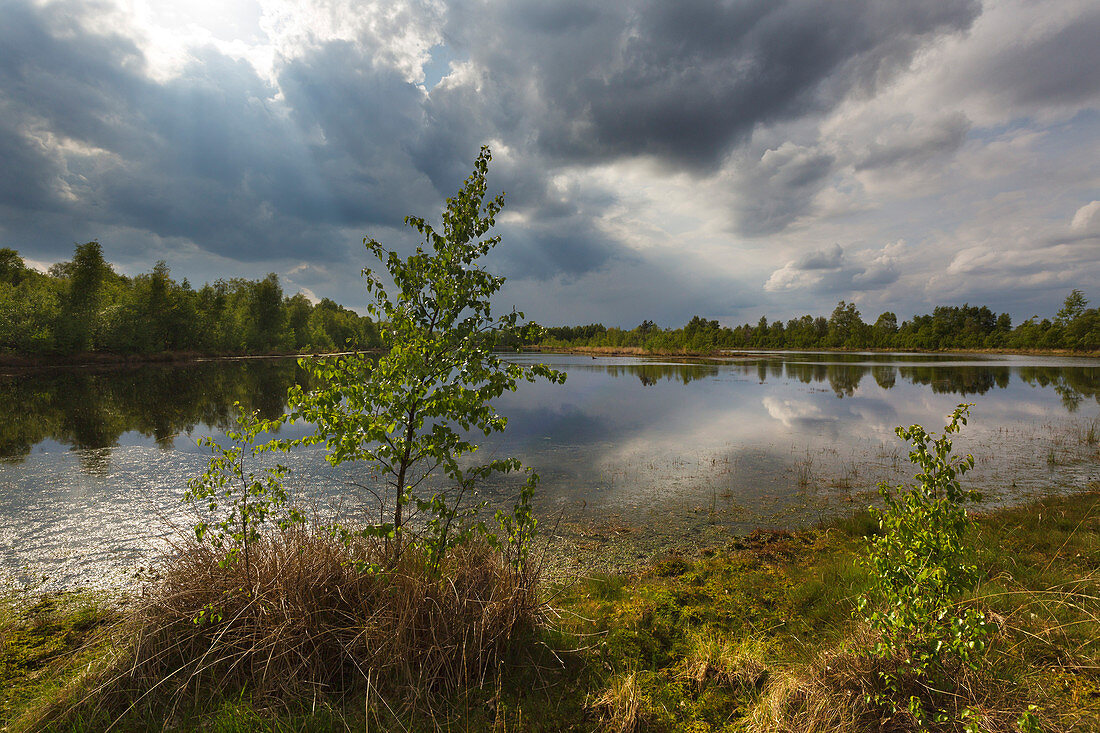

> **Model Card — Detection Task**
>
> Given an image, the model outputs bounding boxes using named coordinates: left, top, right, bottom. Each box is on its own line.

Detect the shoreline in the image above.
left=0, top=348, right=383, bottom=373
left=526, top=344, right=1100, bottom=358
left=3, top=343, right=1098, bottom=372
left=4, top=487, right=1097, bottom=730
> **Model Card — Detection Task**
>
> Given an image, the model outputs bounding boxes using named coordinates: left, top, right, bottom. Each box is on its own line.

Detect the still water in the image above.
left=2, top=352, right=1098, bottom=588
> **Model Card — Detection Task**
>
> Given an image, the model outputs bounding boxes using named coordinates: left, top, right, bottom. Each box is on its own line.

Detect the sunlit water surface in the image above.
left=2, top=352, right=1098, bottom=588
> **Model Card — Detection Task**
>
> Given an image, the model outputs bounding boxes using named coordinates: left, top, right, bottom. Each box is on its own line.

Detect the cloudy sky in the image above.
left=1, top=0, right=1098, bottom=327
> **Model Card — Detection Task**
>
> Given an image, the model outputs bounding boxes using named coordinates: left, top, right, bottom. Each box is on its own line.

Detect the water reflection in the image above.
left=0, top=360, right=311, bottom=463
left=1, top=353, right=1098, bottom=588
left=600, top=362, right=717, bottom=387
left=492, top=354, right=1099, bottom=525
left=1018, top=366, right=1100, bottom=412
left=2, top=356, right=1097, bottom=463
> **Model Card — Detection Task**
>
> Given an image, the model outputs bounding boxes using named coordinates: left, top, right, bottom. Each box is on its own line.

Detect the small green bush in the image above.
left=858, top=403, right=994, bottom=727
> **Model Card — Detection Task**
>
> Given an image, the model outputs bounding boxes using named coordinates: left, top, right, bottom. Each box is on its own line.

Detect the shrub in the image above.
left=126, top=148, right=560, bottom=717
left=858, top=403, right=994, bottom=727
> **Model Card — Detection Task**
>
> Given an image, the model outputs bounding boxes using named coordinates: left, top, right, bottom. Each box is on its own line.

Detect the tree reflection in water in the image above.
left=0, top=359, right=312, bottom=462
left=1, top=355, right=1097, bottom=466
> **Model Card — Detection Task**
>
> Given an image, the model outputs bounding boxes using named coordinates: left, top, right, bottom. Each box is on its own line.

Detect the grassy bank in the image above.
left=3, top=489, right=1098, bottom=732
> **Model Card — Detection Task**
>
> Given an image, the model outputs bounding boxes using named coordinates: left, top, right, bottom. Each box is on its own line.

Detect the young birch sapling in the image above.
left=184, top=404, right=300, bottom=591
left=290, top=146, right=565, bottom=569
left=859, top=403, right=994, bottom=728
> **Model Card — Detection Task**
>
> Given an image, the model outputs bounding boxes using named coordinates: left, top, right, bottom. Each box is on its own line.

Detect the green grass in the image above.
left=0, top=591, right=117, bottom=728
left=5, top=489, right=1099, bottom=732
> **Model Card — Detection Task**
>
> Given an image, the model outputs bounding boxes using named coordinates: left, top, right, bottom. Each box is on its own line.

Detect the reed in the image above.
left=128, top=522, right=538, bottom=698
left=13, top=520, right=539, bottom=730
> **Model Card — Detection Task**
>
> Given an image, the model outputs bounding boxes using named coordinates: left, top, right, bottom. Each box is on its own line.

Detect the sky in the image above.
left=1, top=0, right=1098, bottom=328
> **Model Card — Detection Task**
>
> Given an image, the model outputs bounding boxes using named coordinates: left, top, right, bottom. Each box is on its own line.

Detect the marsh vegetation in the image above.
left=4, top=484, right=1098, bottom=731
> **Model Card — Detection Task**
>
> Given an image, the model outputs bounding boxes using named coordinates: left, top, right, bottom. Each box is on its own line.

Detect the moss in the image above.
left=0, top=591, right=116, bottom=726
left=7, top=490, right=1100, bottom=731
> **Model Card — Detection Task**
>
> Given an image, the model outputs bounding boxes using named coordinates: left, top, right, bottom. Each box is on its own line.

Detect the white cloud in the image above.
left=762, top=397, right=834, bottom=428
left=1071, top=200, right=1100, bottom=233
left=764, top=242, right=899, bottom=296
left=91, top=0, right=444, bottom=84
left=294, top=286, right=320, bottom=303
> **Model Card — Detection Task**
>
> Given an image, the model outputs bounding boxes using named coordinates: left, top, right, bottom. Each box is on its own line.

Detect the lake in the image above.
left=2, top=352, right=1098, bottom=588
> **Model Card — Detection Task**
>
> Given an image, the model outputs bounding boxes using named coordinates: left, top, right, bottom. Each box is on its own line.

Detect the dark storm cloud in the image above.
left=973, top=6, right=1100, bottom=110
left=0, top=2, right=145, bottom=149
left=0, top=0, right=437, bottom=263
left=493, top=220, right=625, bottom=278
left=276, top=41, right=436, bottom=224
left=0, top=123, right=56, bottom=212
left=0, top=0, right=983, bottom=267
left=425, top=0, right=980, bottom=244
left=5, top=0, right=1093, bottom=326
left=444, top=0, right=981, bottom=171
left=796, top=244, right=844, bottom=270
left=0, top=0, right=638, bottom=279
left=0, top=0, right=143, bottom=221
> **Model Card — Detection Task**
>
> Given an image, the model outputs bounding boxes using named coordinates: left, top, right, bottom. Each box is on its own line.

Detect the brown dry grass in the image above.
left=12, top=522, right=539, bottom=729
left=126, top=523, right=538, bottom=700
left=590, top=671, right=644, bottom=733
left=748, top=626, right=1031, bottom=733
left=679, top=631, right=770, bottom=693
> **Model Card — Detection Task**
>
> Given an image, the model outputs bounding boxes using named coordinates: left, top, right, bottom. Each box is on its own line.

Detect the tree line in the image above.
left=0, top=242, right=379, bottom=355
left=5, top=242, right=1096, bottom=357
left=537, top=293, right=1100, bottom=352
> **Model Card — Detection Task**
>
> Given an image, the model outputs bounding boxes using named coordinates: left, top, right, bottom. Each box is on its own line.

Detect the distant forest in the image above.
left=0, top=242, right=379, bottom=356
left=537, top=294, right=1100, bottom=353
left=3, top=242, right=1097, bottom=358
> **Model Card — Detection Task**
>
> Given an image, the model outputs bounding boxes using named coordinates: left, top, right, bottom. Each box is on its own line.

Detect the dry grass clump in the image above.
left=679, top=631, right=769, bottom=693
left=747, top=627, right=1028, bottom=733
left=590, top=671, right=644, bottom=733
left=120, top=522, right=538, bottom=705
